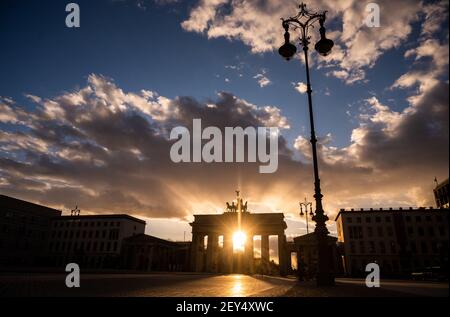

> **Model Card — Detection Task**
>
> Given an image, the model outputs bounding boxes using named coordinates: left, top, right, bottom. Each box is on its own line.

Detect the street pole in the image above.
left=279, top=2, right=335, bottom=286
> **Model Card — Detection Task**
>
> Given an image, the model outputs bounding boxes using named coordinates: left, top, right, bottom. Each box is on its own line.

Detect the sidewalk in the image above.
left=266, top=279, right=448, bottom=297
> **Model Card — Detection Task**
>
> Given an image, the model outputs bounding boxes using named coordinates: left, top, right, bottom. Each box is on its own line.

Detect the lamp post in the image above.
left=299, top=198, right=313, bottom=234
left=279, top=2, right=334, bottom=286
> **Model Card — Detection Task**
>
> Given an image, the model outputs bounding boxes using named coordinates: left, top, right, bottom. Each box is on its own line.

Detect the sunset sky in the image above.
left=0, top=0, right=448, bottom=241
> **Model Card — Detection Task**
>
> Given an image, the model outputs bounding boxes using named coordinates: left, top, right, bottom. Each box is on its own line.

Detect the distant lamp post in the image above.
left=279, top=2, right=334, bottom=286
left=299, top=198, right=313, bottom=234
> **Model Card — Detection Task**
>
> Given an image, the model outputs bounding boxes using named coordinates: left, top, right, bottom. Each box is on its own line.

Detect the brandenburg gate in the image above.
left=190, top=191, right=288, bottom=276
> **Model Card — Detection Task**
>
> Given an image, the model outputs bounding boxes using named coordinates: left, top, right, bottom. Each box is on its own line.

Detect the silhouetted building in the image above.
left=293, top=233, right=342, bottom=280
left=48, top=214, right=146, bottom=269
left=121, top=234, right=190, bottom=271
left=190, top=192, right=288, bottom=276
left=434, top=178, right=449, bottom=208
left=0, top=195, right=61, bottom=267
left=336, top=207, right=449, bottom=277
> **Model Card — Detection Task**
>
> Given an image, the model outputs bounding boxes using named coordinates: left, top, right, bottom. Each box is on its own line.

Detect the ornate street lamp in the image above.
left=299, top=198, right=313, bottom=234
left=279, top=2, right=334, bottom=286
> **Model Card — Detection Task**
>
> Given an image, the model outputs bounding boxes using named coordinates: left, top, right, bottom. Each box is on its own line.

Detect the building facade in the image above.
left=121, top=234, right=190, bottom=272
left=0, top=195, right=61, bottom=267
left=434, top=178, right=449, bottom=208
left=336, top=207, right=449, bottom=277
left=48, top=214, right=146, bottom=269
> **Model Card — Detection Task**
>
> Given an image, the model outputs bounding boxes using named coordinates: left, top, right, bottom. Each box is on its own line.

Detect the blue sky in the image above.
left=1, top=0, right=434, bottom=148
left=0, top=0, right=448, bottom=240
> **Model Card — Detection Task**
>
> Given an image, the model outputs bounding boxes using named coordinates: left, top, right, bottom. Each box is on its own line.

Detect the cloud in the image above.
left=293, top=82, right=307, bottom=94
left=254, top=73, right=271, bottom=88
left=181, top=0, right=427, bottom=84
left=181, top=0, right=228, bottom=33
left=0, top=101, right=18, bottom=124
left=0, top=74, right=295, bottom=221
left=1, top=67, right=447, bottom=235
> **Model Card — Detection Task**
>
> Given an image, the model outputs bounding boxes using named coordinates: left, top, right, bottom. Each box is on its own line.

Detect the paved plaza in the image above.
left=0, top=273, right=447, bottom=297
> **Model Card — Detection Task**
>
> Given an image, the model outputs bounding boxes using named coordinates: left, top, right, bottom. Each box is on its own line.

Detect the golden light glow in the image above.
left=232, top=231, right=246, bottom=253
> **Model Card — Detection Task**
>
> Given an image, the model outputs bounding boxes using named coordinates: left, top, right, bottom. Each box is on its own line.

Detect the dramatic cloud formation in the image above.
left=0, top=75, right=298, bottom=222
left=0, top=0, right=448, bottom=239
left=1, top=66, right=448, bottom=233
left=180, top=0, right=444, bottom=84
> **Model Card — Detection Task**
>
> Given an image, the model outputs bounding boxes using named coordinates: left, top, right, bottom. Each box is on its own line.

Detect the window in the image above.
left=410, top=241, right=417, bottom=253
left=407, top=227, right=414, bottom=235
left=425, top=215, right=431, bottom=222
left=365, top=217, right=371, bottom=223
left=109, top=229, right=119, bottom=240
left=349, top=226, right=363, bottom=239
left=113, top=242, right=118, bottom=252
left=377, top=226, right=383, bottom=237
left=415, top=215, right=422, bottom=222
left=385, top=216, right=391, bottom=223
left=379, top=241, right=386, bottom=254
left=106, top=242, right=111, bottom=252
left=375, top=216, right=381, bottom=223
left=436, top=215, right=443, bottom=222
left=405, top=215, right=411, bottom=222
left=102, top=230, right=106, bottom=238
left=359, top=241, right=365, bottom=254
left=369, top=241, right=376, bottom=253
left=387, top=227, right=393, bottom=237
left=418, top=227, right=425, bottom=237
left=438, top=226, right=445, bottom=236
left=100, top=242, right=104, bottom=252
left=390, top=241, right=397, bottom=254
left=431, top=242, right=438, bottom=253
left=367, top=227, right=374, bottom=237
left=428, top=227, right=435, bottom=237
left=347, top=217, right=353, bottom=224
left=421, top=241, right=428, bottom=254
left=350, top=241, right=356, bottom=254
left=356, top=217, right=362, bottom=223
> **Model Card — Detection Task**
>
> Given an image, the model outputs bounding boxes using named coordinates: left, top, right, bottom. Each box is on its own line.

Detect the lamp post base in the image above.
left=316, top=274, right=335, bottom=286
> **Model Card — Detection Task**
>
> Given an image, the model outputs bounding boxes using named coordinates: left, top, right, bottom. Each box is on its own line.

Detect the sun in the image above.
left=232, top=231, right=246, bottom=253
